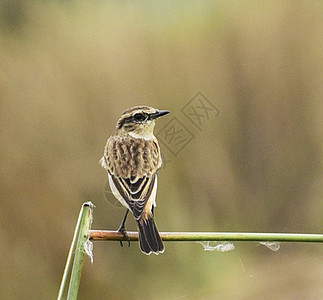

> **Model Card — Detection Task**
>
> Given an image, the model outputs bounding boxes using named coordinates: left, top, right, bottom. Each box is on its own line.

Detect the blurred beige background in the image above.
left=1, top=1, right=323, bottom=299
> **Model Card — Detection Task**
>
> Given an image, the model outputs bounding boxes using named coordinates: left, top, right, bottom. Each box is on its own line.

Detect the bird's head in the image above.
left=116, top=106, right=169, bottom=139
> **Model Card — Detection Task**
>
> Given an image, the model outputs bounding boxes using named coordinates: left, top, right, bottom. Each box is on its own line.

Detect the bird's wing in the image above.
left=108, top=172, right=157, bottom=220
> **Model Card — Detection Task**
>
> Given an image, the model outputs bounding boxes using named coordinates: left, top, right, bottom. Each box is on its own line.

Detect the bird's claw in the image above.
left=118, top=226, right=131, bottom=247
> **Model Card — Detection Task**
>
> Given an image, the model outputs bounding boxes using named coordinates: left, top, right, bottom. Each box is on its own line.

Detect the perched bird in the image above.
left=100, top=105, right=169, bottom=255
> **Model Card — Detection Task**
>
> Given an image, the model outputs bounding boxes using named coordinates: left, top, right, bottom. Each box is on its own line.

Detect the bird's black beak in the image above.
left=150, top=110, right=170, bottom=119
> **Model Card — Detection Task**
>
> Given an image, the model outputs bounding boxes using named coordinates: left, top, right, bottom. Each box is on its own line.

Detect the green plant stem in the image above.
left=58, top=202, right=93, bottom=300
left=58, top=204, right=85, bottom=300
left=66, top=202, right=93, bottom=300
left=89, top=230, right=323, bottom=243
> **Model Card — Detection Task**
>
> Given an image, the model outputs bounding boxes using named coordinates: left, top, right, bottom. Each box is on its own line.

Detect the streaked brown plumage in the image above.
left=105, top=136, right=161, bottom=178
left=100, top=105, right=169, bottom=255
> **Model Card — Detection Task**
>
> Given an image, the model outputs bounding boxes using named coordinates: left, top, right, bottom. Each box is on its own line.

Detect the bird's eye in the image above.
left=133, top=113, right=147, bottom=123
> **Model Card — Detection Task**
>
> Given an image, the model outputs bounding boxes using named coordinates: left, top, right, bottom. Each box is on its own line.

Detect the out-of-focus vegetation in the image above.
left=1, top=1, right=323, bottom=299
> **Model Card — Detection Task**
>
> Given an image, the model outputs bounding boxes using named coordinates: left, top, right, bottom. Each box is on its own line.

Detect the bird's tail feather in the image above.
left=137, top=216, right=164, bottom=255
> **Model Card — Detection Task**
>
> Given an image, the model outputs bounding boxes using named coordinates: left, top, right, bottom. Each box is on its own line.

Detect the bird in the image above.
left=100, top=105, right=169, bottom=255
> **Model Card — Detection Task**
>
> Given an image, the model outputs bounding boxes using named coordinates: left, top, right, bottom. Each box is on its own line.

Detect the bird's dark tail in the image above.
left=137, top=216, right=164, bottom=255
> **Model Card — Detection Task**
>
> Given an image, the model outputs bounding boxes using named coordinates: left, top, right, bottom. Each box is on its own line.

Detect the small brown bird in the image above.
left=100, top=105, right=169, bottom=255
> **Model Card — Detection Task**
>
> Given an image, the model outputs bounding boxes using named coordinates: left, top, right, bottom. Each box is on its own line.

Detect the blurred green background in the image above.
left=1, top=1, right=323, bottom=299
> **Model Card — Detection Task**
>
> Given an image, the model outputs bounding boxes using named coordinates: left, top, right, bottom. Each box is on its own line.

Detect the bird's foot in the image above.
left=117, top=226, right=131, bottom=247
